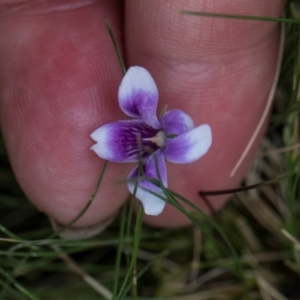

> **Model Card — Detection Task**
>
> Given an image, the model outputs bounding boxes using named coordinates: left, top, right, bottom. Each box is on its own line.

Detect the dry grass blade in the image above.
left=257, top=276, right=289, bottom=300
left=238, top=193, right=283, bottom=235
left=262, top=142, right=300, bottom=156
left=170, top=285, right=243, bottom=300
left=236, top=216, right=263, bottom=252
left=189, top=227, right=202, bottom=282
left=281, top=229, right=300, bottom=250
left=51, top=245, right=112, bottom=299
left=230, top=19, right=285, bottom=177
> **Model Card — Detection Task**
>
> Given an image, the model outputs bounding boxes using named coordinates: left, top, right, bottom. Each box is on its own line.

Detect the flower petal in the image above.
left=90, top=120, right=159, bottom=162
left=127, top=150, right=167, bottom=216
left=164, top=124, right=212, bottom=163
left=161, top=109, right=194, bottom=136
left=118, top=66, right=161, bottom=129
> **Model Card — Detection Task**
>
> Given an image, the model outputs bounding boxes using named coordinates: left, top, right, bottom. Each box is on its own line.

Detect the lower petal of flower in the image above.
left=164, top=124, right=212, bottom=164
left=127, top=150, right=167, bottom=216
left=90, top=120, right=159, bottom=162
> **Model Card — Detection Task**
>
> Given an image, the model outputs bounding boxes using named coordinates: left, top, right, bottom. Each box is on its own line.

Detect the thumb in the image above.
left=0, top=0, right=129, bottom=229
left=125, top=0, right=285, bottom=227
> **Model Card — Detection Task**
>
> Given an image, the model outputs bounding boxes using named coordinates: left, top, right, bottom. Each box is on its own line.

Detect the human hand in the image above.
left=0, top=0, right=285, bottom=234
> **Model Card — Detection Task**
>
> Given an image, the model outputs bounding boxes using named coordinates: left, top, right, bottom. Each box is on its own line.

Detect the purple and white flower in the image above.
left=91, top=66, right=212, bottom=216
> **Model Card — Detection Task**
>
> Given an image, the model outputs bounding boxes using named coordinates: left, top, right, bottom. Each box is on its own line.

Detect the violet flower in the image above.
left=91, top=66, right=212, bottom=216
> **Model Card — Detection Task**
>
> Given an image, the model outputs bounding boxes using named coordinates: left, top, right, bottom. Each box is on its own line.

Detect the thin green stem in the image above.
left=181, top=10, right=300, bottom=24
left=116, top=176, right=142, bottom=299
left=119, top=250, right=169, bottom=299
left=112, top=206, right=127, bottom=299
left=0, top=278, right=23, bottom=300
left=48, top=160, right=108, bottom=239
left=0, top=266, right=39, bottom=300
left=131, top=205, right=143, bottom=300
left=105, top=20, right=126, bottom=75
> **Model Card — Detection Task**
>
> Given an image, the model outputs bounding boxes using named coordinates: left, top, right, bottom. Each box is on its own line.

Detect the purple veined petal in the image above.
left=161, top=109, right=194, bottom=136
left=118, top=66, right=161, bottom=129
left=127, top=150, right=167, bottom=216
left=90, top=120, right=159, bottom=162
left=164, top=124, right=212, bottom=164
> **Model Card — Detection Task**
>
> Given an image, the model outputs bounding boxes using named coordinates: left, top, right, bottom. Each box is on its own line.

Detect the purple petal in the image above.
left=90, top=120, right=159, bottom=162
left=118, top=66, right=161, bottom=129
left=127, top=150, right=167, bottom=216
left=164, top=124, right=212, bottom=163
left=161, top=109, right=194, bottom=136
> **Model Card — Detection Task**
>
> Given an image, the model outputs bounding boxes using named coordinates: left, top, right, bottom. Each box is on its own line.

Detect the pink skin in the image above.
left=0, top=0, right=285, bottom=228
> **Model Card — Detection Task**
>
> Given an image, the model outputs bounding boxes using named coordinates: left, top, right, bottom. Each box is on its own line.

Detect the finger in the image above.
left=0, top=0, right=131, bottom=228
left=125, top=0, right=285, bottom=226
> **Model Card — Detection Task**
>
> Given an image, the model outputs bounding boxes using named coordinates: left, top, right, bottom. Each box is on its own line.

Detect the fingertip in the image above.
left=125, top=0, right=284, bottom=227
left=0, top=0, right=130, bottom=227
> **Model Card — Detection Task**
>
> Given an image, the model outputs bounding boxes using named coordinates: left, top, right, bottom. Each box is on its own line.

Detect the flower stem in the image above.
left=105, top=20, right=127, bottom=75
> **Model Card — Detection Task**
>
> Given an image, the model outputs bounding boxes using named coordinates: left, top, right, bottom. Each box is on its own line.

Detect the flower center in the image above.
left=143, top=130, right=166, bottom=148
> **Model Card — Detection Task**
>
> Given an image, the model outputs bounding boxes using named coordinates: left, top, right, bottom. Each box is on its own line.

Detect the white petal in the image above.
left=127, top=151, right=167, bottom=216
left=164, top=124, right=212, bottom=163
left=129, top=185, right=166, bottom=216
left=118, top=66, right=161, bottom=129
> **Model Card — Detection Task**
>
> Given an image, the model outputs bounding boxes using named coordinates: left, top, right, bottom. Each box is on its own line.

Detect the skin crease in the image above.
left=0, top=0, right=285, bottom=229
